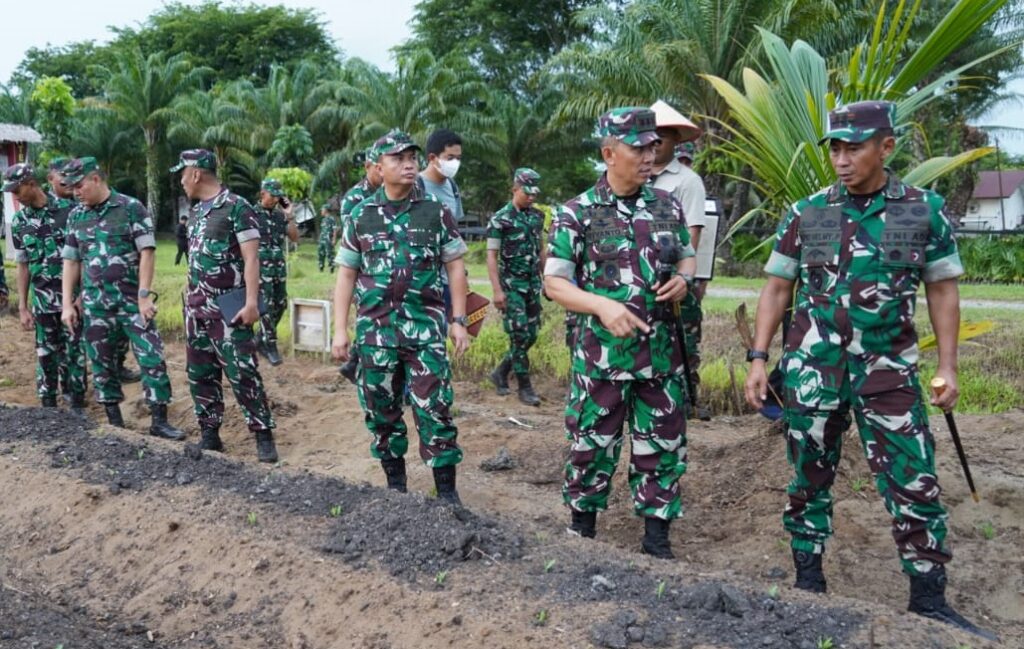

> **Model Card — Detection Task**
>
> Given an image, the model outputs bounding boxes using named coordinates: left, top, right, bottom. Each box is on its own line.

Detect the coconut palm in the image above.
left=167, top=89, right=255, bottom=183
left=91, top=48, right=210, bottom=225
left=702, top=0, right=1010, bottom=235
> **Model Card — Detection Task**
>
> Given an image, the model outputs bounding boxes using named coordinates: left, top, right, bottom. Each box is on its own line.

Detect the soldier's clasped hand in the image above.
left=653, top=274, right=689, bottom=302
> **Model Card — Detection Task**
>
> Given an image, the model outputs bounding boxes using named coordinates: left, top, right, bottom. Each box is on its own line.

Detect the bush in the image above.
left=957, top=234, right=1024, bottom=283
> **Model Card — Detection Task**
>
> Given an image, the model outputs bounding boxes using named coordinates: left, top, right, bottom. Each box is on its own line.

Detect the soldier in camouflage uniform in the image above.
left=650, top=101, right=710, bottom=420
left=745, top=101, right=994, bottom=641
left=172, top=149, right=279, bottom=462
left=59, top=157, right=184, bottom=440
left=254, top=178, right=298, bottom=366
left=47, top=157, right=140, bottom=387
left=332, top=129, right=470, bottom=504
left=336, top=146, right=384, bottom=384
left=545, top=108, right=696, bottom=559
left=3, top=164, right=87, bottom=411
left=487, top=167, right=545, bottom=406
left=317, top=200, right=338, bottom=273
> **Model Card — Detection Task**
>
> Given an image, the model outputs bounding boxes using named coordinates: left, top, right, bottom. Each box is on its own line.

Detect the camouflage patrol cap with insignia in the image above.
left=2, top=162, right=36, bottom=192
left=597, top=107, right=660, bottom=147
left=365, top=145, right=381, bottom=164
left=674, top=141, right=696, bottom=161
left=261, top=178, right=285, bottom=197
left=170, top=148, right=217, bottom=173
left=513, top=167, right=541, bottom=195
left=819, top=101, right=897, bottom=144
left=47, top=156, right=70, bottom=172
left=60, top=157, right=100, bottom=186
left=372, top=129, right=421, bottom=158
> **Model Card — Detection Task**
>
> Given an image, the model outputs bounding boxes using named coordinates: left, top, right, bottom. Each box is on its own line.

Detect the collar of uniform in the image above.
left=826, top=168, right=905, bottom=204
left=90, top=188, right=120, bottom=217
left=368, top=182, right=423, bottom=208
left=653, top=158, right=683, bottom=179
left=22, top=193, right=59, bottom=216
left=593, top=173, right=658, bottom=205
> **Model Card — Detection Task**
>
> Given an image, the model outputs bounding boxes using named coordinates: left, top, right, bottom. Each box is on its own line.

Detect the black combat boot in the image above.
left=489, top=358, right=511, bottom=396
left=908, top=566, right=999, bottom=641
left=641, top=517, right=675, bottom=559
left=199, top=426, right=224, bottom=452
left=432, top=465, right=462, bottom=506
left=338, top=354, right=360, bottom=384
left=516, top=374, right=541, bottom=406
left=104, top=403, right=125, bottom=428
left=119, top=366, right=142, bottom=384
left=381, top=457, right=408, bottom=493
left=69, top=393, right=87, bottom=417
left=567, top=510, right=597, bottom=539
left=793, top=549, right=827, bottom=593
left=264, top=339, right=283, bottom=366
left=150, top=404, right=186, bottom=441
left=255, top=430, right=279, bottom=463
left=41, top=395, right=58, bottom=408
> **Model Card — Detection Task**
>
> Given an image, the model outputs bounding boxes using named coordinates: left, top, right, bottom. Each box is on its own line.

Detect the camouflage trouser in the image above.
left=82, top=307, right=172, bottom=404
left=679, top=282, right=703, bottom=393
left=357, top=342, right=462, bottom=468
left=185, top=310, right=275, bottom=432
left=34, top=312, right=87, bottom=399
left=564, top=311, right=578, bottom=348
left=259, top=277, right=287, bottom=344
left=563, top=372, right=688, bottom=520
left=784, top=384, right=951, bottom=576
left=317, top=238, right=335, bottom=271
left=501, top=279, right=542, bottom=376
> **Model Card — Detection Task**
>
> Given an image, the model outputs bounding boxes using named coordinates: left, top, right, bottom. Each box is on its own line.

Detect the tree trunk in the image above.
left=144, top=127, right=162, bottom=229
left=944, top=122, right=988, bottom=226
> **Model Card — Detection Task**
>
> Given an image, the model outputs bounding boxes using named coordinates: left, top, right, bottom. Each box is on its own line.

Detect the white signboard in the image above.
left=289, top=298, right=332, bottom=360
left=695, top=197, right=723, bottom=280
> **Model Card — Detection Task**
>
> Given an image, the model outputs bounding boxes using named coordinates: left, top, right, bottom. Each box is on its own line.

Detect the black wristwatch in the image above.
left=746, top=349, right=769, bottom=363
left=452, top=316, right=469, bottom=327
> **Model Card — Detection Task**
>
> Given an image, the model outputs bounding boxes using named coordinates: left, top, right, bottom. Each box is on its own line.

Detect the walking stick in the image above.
left=930, top=377, right=980, bottom=503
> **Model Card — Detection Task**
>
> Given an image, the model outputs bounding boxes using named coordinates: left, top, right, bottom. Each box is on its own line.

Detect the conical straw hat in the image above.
left=650, top=99, right=701, bottom=142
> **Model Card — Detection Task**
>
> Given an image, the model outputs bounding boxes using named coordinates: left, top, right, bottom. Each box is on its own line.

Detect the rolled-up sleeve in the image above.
left=335, top=207, right=363, bottom=269
left=544, top=204, right=581, bottom=280
left=764, top=206, right=801, bottom=280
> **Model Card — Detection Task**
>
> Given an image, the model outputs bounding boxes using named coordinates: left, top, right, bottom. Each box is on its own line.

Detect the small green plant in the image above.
left=435, top=570, right=448, bottom=585
left=533, top=609, right=549, bottom=626
left=656, top=580, right=666, bottom=599
left=137, top=448, right=145, bottom=460
left=535, top=531, right=548, bottom=542
left=246, top=511, right=258, bottom=526
left=543, top=559, right=556, bottom=573
left=329, top=504, right=342, bottom=517
left=850, top=476, right=869, bottom=493
left=767, top=584, right=780, bottom=599
left=816, top=637, right=835, bottom=649
left=428, top=487, right=438, bottom=498
left=979, top=521, right=996, bottom=540
left=776, top=538, right=789, bottom=551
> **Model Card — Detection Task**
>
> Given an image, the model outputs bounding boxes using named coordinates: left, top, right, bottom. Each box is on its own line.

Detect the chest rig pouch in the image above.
left=647, top=201, right=680, bottom=253
left=408, top=201, right=441, bottom=249
left=798, top=206, right=842, bottom=295
left=878, top=200, right=929, bottom=297
left=583, top=204, right=628, bottom=288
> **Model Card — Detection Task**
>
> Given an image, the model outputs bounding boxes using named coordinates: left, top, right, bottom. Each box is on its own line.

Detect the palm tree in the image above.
left=702, top=0, right=1010, bottom=234
left=91, top=48, right=210, bottom=225
left=167, top=89, right=255, bottom=184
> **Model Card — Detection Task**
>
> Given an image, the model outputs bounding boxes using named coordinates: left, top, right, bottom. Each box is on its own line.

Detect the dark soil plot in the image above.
left=0, top=405, right=871, bottom=649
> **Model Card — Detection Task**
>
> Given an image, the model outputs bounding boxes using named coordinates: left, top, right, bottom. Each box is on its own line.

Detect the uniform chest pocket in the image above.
left=585, top=207, right=629, bottom=289
left=102, top=211, right=133, bottom=244
left=361, top=238, right=392, bottom=273
left=877, top=202, right=929, bottom=298
left=798, top=206, right=843, bottom=297
left=204, top=214, right=232, bottom=241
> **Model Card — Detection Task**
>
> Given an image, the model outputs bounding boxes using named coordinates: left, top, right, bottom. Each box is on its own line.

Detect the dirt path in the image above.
left=0, top=320, right=1020, bottom=648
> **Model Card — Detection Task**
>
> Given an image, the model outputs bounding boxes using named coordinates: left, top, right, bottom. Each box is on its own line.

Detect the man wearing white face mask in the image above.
left=420, top=129, right=464, bottom=221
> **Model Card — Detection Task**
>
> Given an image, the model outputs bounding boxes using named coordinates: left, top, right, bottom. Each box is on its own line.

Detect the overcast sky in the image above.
left=0, top=0, right=417, bottom=80
left=2, top=0, right=1022, bottom=154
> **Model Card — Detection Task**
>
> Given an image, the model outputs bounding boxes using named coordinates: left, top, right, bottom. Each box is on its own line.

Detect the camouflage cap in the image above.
left=323, top=195, right=341, bottom=214
left=2, top=163, right=36, bottom=192
left=170, top=148, right=217, bottom=173
left=513, top=167, right=541, bottom=195
left=597, top=107, right=660, bottom=147
left=674, top=141, right=696, bottom=161
left=261, top=178, right=285, bottom=197
left=365, top=145, right=381, bottom=164
left=372, top=129, right=421, bottom=158
left=60, top=157, right=100, bottom=186
left=819, top=101, right=897, bottom=144
left=47, top=156, right=70, bottom=172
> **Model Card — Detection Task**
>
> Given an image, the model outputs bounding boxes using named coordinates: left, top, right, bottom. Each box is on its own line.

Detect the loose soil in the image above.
left=0, top=318, right=1021, bottom=648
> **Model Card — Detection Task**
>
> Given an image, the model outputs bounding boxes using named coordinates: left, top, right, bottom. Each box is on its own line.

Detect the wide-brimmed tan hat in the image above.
left=650, top=100, right=701, bottom=142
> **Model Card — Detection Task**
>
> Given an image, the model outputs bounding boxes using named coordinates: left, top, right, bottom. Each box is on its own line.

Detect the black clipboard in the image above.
left=215, top=286, right=268, bottom=323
